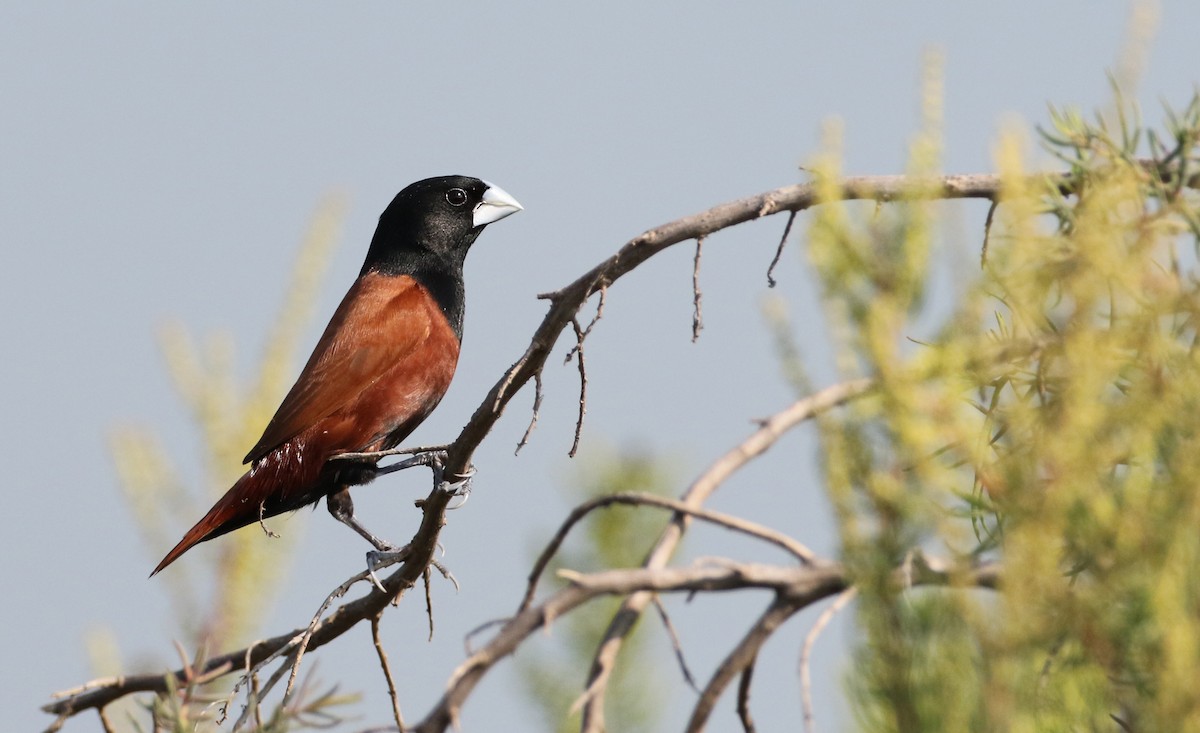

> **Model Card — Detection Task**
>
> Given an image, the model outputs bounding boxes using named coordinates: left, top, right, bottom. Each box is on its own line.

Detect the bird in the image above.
left=152, top=175, right=522, bottom=576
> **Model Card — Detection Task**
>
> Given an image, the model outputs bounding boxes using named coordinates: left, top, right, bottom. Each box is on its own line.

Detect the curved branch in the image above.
left=413, top=560, right=1002, bottom=733
left=441, top=169, right=1045, bottom=486
left=685, top=593, right=805, bottom=733
left=579, top=379, right=872, bottom=731
left=520, top=490, right=820, bottom=613
left=409, top=561, right=850, bottom=733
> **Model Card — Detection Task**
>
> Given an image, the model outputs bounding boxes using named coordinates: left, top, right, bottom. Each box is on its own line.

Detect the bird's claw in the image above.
left=365, top=546, right=410, bottom=593
left=441, top=464, right=476, bottom=509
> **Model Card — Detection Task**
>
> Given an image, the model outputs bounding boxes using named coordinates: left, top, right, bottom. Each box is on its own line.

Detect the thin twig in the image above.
left=43, top=712, right=68, bottom=733
left=371, top=614, right=406, bottom=733
left=562, top=286, right=607, bottom=363
left=692, top=237, right=705, bottom=342
left=514, top=370, right=544, bottom=455
left=97, top=707, right=116, bottom=733
left=652, top=596, right=698, bottom=692
left=568, top=317, right=589, bottom=457
left=284, top=581, right=360, bottom=700
left=801, top=587, right=857, bottom=733
left=423, top=567, right=435, bottom=642
left=766, top=211, right=798, bottom=288
left=250, top=671, right=264, bottom=730
left=463, top=618, right=508, bottom=655
left=980, top=198, right=999, bottom=267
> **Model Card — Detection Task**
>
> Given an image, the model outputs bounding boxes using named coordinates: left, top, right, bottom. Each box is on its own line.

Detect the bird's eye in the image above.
left=446, top=188, right=468, bottom=207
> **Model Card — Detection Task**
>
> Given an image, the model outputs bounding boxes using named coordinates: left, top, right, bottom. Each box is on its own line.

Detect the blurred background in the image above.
left=3, top=2, right=1197, bottom=730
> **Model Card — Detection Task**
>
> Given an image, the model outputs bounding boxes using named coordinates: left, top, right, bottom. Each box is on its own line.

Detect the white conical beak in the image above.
left=473, top=182, right=523, bottom=227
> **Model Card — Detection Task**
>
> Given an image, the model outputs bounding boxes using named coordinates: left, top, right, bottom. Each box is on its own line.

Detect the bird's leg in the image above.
left=371, top=449, right=449, bottom=478
left=326, top=488, right=399, bottom=552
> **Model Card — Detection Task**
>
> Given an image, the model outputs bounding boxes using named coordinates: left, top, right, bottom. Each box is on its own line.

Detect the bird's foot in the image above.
left=365, top=544, right=411, bottom=593
left=440, top=464, right=476, bottom=510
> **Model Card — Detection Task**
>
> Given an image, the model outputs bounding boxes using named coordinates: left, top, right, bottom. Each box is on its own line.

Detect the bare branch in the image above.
left=567, top=317, right=589, bottom=457
left=415, top=559, right=1003, bottom=729
left=692, top=236, right=705, bottom=342
left=440, top=168, right=1064, bottom=494
left=579, top=379, right=872, bottom=730
left=736, top=653, right=757, bottom=733
left=371, top=614, right=405, bottom=733
left=410, top=561, right=850, bottom=733
left=514, top=370, right=543, bottom=455
left=653, top=595, right=699, bottom=693
left=686, top=593, right=802, bottom=733
left=801, top=587, right=858, bottom=733
left=521, top=491, right=820, bottom=613
left=980, top=198, right=999, bottom=267
left=562, top=285, right=607, bottom=364
left=423, top=567, right=435, bottom=642
left=766, top=211, right=798, bottom=288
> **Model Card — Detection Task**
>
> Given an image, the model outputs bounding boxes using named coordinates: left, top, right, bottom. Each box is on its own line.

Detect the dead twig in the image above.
left=653, top=595, right=698, bottom=692
left=801, top=587, right=858, bottom=733
left=567, top=317, right=589, bottom=457
left=980, top=198, right=999, bottom=267
left=514, top=370, right=543, bottom=455
left=371, top=614, right=405, bottom=733
left=423, top=567, right=435, bottom=642
left=766, top=211, right=798, bottom=288
left=692, top=237, right=705, bottom=342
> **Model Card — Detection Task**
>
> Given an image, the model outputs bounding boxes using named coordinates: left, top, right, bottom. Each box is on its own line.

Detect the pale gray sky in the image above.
left=4, top=3, right=1197, bottom=731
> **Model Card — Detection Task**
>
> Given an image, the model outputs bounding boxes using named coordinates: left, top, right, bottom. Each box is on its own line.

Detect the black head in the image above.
left=360, top=175, right=521, bottom=337
left=361, top=175, right=522, bottom=277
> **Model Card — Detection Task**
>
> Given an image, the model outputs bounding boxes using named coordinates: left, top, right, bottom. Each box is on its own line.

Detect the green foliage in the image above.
left=806, top=93, right=1200, bottom=730
left=518, top=446, right=676, bottom=733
